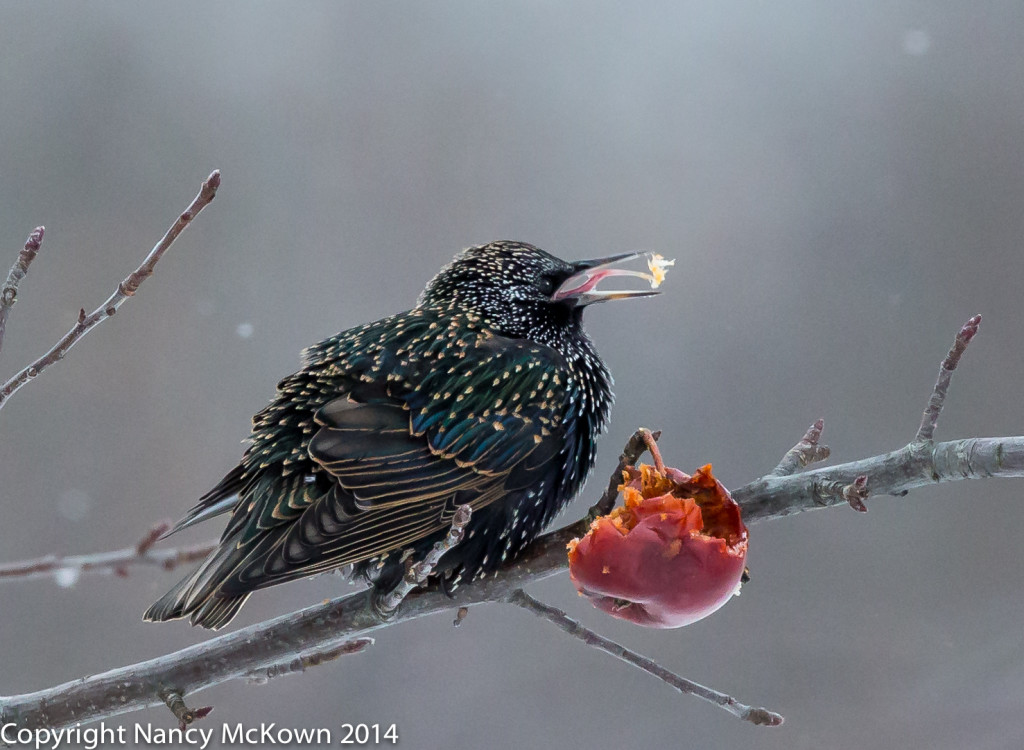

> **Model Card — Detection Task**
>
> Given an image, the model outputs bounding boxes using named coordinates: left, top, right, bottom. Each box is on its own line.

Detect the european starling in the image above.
left=144, top=241, right=662, bottom=629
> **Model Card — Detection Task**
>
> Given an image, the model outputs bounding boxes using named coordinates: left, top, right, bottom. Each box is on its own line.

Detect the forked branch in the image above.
left=0, top=171, right=220, bottom=412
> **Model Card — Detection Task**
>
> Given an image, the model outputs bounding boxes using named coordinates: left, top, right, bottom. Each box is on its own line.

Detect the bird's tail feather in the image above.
left=143, top=536, right=252, bottom=629
left=186, top=592, right=250, bottom=630
left=159, top=464, right=246, bottom=540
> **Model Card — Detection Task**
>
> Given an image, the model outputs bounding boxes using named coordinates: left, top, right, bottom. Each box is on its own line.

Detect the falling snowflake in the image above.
left=903, top=29, right=931, bottom=56
left=54, top=567, right=81, bottom=588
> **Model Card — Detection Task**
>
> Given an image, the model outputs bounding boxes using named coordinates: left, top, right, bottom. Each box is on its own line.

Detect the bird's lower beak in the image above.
left=551, top=252, right=663, bottom=306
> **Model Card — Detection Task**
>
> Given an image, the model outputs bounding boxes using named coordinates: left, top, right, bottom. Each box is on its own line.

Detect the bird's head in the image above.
left=418, top=241, right=664, bottom=341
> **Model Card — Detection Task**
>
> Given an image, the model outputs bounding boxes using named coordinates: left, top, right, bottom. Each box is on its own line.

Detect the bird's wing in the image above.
left=316, top=334, right=567, bottom=502
left=216, top=333, right=569, bottom=593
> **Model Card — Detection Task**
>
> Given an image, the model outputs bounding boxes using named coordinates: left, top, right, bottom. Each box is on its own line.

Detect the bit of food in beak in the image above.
left=552, top=251, right=674, bottom=306
left=647, top=254, right=674, bottom=287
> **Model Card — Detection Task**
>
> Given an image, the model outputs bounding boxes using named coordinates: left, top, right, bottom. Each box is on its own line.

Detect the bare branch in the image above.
left=0, top=227, right=44, bottom=360
left=0, top=319, right=1017, bottom=730
left=0, top=171, right=220, bottom=413
left=771, top=418, right=830, bottom=476
left=4, top=433, right=1024, bottom=730
left=375, top=504, right=472, bottom=617
left=916, top=314, right=982, bottom=443
left=734, top=436, right=1024, bottom=523
left=507, top=589, right=783, bottom=726
left=0, top=522, right=215, bottom=583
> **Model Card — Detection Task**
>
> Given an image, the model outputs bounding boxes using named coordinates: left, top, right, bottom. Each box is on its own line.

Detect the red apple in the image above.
left=568, top=464, right=748, bottom=628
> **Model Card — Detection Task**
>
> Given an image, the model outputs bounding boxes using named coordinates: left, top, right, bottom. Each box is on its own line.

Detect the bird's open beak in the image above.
left=551, top=252, right=663, bottom=306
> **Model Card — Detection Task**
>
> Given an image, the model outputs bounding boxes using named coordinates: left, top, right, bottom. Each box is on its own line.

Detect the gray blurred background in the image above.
left=2, top=2, right=1023, bottom=748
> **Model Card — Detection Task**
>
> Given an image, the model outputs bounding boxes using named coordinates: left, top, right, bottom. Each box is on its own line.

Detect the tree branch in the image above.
left=0, top=171, right=220, bottom=413
left=0, top=304, right=1006, bottom=731
left=0, top=227, right=44, bottom=361
left=733, top=435, right=1021, bottom=522
left=4, top=431, right=1023, bottom=730
left=507, top=589, right=783, bottom=726
left=246, top=638, right=375, bottom=686
left=0, top=522, right=215, bottom=583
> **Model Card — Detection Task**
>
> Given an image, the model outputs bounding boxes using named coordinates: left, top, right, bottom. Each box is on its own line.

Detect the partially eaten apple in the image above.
left=568, top=463, right=748, bottom=628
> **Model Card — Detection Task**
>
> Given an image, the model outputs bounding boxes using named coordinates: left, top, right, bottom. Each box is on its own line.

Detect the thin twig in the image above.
left=841, top=475, right=870, bottom=512
left=916, top=315, right=982, bottom=443
left=0, top=522, right=215, bottom=583
left=159, top=690, right=213, bottom=732
left=247, top=638, right=375, bottom=684
left=0, top=171, right=220, bottom=412
left=507, top=589, right=783, bottom=726
left=0, top=227, right=44, bottom=360
left=375, top=504, right=473, bottom=617
left=589, top=427, right=658, bottom=519
left=771, top=418, right=830, bottom=476
left=136, top=521, right=172, bottom=556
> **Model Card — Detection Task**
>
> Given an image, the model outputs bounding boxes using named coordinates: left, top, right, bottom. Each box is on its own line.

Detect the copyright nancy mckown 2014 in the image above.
left=1, top=722, right=399, bottom=748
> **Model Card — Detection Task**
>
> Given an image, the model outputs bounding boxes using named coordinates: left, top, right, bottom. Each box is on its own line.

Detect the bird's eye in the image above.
left=536, top=274, right=557, bottom=296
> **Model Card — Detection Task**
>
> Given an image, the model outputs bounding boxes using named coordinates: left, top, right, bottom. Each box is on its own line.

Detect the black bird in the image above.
left=144, top=241, right=660, bottom=628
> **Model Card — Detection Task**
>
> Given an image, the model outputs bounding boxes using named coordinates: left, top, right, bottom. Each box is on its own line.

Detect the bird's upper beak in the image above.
left=551, top=251, right=665, bottom=306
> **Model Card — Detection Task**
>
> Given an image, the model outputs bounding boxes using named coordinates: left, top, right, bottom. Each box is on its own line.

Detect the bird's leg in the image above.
left=372, top=505, right=473, bottom=619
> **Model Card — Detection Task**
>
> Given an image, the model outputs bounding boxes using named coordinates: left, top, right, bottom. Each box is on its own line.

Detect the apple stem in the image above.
left=642, top=428, right=666, bottom=474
